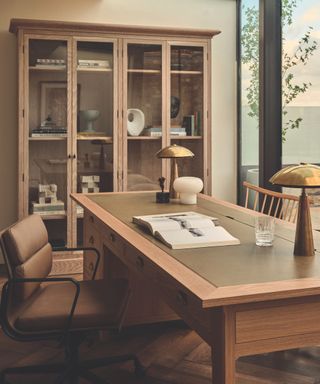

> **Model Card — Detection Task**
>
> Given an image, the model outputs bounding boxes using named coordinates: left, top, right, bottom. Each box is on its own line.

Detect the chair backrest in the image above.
left=243, top=181, right=299, bottom=223
left=0, top=214, right=53, bottom=301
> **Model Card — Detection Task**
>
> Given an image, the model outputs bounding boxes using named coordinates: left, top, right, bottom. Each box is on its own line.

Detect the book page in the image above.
left=155, top=226, right=240, bottom=249
left=133, top=212, right=218, bottom=235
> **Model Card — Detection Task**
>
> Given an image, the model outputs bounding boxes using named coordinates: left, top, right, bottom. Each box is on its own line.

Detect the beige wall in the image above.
left=0, top=0, right=237, bottom=232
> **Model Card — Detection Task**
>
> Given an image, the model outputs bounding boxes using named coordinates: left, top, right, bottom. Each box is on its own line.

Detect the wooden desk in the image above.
left=72, top=192, right=320, bottom=384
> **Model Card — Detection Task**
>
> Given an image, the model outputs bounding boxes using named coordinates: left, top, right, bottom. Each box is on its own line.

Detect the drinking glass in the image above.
left=255, top=216, right=275, bottom=246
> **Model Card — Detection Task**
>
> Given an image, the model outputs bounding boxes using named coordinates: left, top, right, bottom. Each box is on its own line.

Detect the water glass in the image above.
left=255, top=216, right=275, bottom=246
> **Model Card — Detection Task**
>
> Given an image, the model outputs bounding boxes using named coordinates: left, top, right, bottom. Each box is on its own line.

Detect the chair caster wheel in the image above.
left=134, top=360, right=146, bottom=378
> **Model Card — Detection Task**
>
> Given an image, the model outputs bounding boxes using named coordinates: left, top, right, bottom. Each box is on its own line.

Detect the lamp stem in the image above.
left=169, top=158, right=179, bottom=199
left=294, top=188, right=314, bottom=256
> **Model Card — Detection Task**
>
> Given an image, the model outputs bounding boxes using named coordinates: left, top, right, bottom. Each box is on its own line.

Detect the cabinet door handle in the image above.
left=176, top=290, right=188, bottom=306
left=136, top=256, right=144, bottom=270
left=89, top=235, right=94, bottom=245
left=88, top=262, right=94, bottom=271
left=110, top=233, right=116, bottom=242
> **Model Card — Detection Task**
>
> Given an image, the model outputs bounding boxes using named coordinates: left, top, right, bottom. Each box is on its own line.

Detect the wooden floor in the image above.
left=1, top=320, right=320, bottom=384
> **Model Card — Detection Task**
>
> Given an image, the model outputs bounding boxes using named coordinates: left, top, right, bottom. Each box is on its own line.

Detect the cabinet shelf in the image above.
left=77, top=66, right=113, bottom=72
left=171, top=70, right=203, bottom=75
left=171, top=136, right=202, bottom=140
left=77, top=135, right=113, bottom=142
left=127, top=136, right=162, bottom=140
left=29, top=66, right=66, bottom=71
left=38, top=213, right=67, bottom=220
left=29, top=136, right=67, bottom=141
left=127, top=69, right=161, bottom=74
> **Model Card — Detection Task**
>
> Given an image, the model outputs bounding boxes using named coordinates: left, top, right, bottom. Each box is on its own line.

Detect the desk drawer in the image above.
left=236, top=298, right=320, bottom=344
left=124, top=243, right=157, bottom=280
left=103, top=227, right=124, bottom=257
left=83, top=215, right=102, bottom=279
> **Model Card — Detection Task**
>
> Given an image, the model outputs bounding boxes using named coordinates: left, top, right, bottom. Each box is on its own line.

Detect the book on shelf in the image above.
left=182, top=115, right=195, bottom=136
left=133, top=211, right=240, bottom=249
left=78, top=59, right=110, bottom=68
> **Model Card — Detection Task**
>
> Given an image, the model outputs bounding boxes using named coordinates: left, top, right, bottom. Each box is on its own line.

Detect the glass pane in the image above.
left=28, top=39, right=68, bottom=248
left=282, top=0, right=320, bottom=202
left=170, top=46, right=204, bottom=178
left=76, top=41, right=114, bottom=241
left=126, top=43, right=162, bottom=191
left=239, top=0, right=260, bottom=207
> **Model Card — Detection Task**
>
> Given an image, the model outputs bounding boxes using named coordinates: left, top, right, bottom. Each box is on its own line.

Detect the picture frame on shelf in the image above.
left=40, top=81, right=81, bottom=128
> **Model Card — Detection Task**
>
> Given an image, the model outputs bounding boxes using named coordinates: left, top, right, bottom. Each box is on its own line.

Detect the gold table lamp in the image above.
left=270, top=163, right=320, bottom=256
left=156, top=144, right=194, bottom=199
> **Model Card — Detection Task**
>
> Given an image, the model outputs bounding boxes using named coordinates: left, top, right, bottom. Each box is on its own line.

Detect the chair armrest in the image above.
left=54, top=246, right=100, bottom=280
left=1, top=277, right=80, bottom=342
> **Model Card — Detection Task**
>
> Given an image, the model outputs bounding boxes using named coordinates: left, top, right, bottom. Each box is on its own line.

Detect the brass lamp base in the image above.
left=294, top=188, right=314, bottom=256
left=169, top=159, right=179, bottom=199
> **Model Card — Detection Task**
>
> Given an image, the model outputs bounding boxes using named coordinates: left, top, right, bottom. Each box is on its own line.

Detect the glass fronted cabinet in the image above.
left=123, top=42, right=164, bottom=191
left=11, top=19, right=219, bottom=274
left=27, top=38, right=69, bottom=249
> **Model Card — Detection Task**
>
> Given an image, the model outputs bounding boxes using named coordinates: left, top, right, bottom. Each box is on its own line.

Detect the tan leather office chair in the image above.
left=0, top=214, right=144, bottom=383
left=243, top=181, right=299, bottom=223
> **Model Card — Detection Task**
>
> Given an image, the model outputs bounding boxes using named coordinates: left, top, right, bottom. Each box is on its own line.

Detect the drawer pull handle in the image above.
left=89, top=216, right=94, bottom=223
left=136, top=256, right=144, bottom=270
left=110, top=233, right=116, bottom=242
left=176, top=291, right=188, bottom=306
left=89, top=235, right=95, bottom=245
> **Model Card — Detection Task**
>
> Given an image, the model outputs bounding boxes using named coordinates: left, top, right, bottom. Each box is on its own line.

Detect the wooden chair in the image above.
left=243, top=181, right=299, bottom=223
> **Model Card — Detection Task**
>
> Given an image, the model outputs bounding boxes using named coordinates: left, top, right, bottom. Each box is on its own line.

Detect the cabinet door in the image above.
left=169, top=44, right=209, bottom=193
left=74, top=39, right=117, bottom=246
left=123, top=41, right=165, bottom=192
left=26, top=37, right=70, bottom=249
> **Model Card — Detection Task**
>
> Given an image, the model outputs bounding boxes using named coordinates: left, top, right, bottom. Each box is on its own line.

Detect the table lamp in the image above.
left=156, top=144, right=194, bottom=199
left=270, top=163, right=320, bottom=256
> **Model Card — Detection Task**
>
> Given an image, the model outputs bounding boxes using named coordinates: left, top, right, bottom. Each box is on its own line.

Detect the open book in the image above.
left=132, top=211, right=240, bottom=249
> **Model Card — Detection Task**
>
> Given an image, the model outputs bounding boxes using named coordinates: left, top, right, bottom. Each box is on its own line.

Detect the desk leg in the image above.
left=211, top=307, right=236, bottom=384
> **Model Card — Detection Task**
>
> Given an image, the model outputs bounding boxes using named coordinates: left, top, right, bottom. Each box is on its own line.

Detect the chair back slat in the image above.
left=243, top=181, right=299, bottom=224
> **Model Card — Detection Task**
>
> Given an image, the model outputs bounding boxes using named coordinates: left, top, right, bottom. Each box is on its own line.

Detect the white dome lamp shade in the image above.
left=127, top=108, right=145, bottom=136
left=173, top=177, right=203, bottom=204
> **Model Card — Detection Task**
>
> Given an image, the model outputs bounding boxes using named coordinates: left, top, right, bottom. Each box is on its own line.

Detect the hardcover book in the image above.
left=133, top=212, right=240, bottom=249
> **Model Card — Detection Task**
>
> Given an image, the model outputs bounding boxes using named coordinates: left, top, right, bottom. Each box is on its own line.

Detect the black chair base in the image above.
left=0, top=353, right=145, bottom=384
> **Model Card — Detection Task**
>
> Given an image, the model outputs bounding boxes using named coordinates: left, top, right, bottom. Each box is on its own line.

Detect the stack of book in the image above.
left=170, top=127, right=186, bottom=136
left=144, top=127, right=187, bottom=137
left=78, top=59, right=110, bottom=69
left=31, top=126, right=67, bottom=137
left=31, top=201, right=65, bottom=216
left=35, top=58, right=66, bottom=69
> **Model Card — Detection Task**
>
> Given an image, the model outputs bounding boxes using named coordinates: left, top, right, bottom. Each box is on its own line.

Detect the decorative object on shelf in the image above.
left=156, top=144, right=194, bottom=199
left=31, top=184, right=65, bottom=215
left=79, top=175, right=100, bottom=193
left=170, top=96, right=180, bottom=119
left=173, top=177, right=203, bottom=204
left=79, top=109, right=100, bottom=132
left=156, top=176, right=170, bottom=203
left=127, top=108, right=145, bottom=136
left=40, top=82, right=68, bottom=129
left=91, top=138, right=112, bottom=170
left=270, top=163, right=320, bottom=256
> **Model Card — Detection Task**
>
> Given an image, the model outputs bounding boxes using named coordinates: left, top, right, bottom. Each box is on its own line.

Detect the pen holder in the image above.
left=156, top=192, right=170, bottom=203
